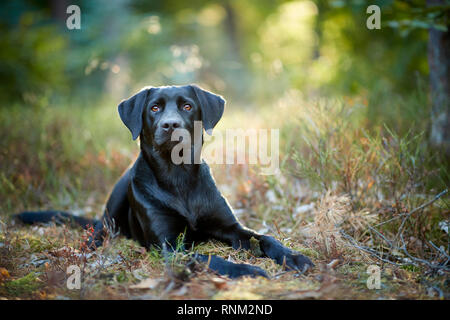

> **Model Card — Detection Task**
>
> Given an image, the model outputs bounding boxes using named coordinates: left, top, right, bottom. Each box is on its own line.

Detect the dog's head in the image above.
left=118, top=85, right=225, bottom=149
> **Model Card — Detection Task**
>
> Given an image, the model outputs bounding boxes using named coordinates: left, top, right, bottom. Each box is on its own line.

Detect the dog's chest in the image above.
left=170, top=183, right=209, bottom=230
left=134, top=178, right=205, bottom=230
left=132, top=157, right=218, bottom=231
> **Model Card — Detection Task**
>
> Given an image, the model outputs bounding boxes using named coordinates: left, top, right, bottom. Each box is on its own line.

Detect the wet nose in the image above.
left=161, top=120, right=181, bottom=132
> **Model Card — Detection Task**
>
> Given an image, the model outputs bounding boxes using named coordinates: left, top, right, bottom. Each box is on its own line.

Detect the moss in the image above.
left=401, top=265, right=420, bottom=273
left=337, top=262, right=367, bottom=277
left=250, top=237, right=263, bottom=257
left=2, top=272, right=42, bottom=296
left=296, top=247, right=320, bottom=259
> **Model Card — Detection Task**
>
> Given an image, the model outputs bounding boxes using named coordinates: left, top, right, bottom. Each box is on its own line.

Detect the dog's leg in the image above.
left=153, top=227, right=268, bottom=279
left=208, top=220, right=314, bottom=272
left=159, top=240, right=268, bottom=279
left=87, top=170, right=132, bottom=248
left=192, top=253, right=268, bottom=278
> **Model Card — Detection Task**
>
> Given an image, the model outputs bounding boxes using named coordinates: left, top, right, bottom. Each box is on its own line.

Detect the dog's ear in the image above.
left=118, top=87, right=152, bottom=140
left=190, top=85, right=225, bottom=135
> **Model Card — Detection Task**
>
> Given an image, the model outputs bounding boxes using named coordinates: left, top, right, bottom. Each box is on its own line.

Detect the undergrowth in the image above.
left=0, top=90, right=448, bottom=300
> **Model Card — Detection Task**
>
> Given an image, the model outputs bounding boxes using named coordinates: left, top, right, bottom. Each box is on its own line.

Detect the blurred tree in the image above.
left=380, top=0, right=450, bottom=154
left=0, top=0, right=446, bottom=130
left=49, top=0, right=69, bottom=24
left=427, top=0, right=449, bottom=157
left=0, top=2, right=68, bottom=107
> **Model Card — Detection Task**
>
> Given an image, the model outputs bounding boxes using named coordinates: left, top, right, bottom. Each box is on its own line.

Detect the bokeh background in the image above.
left=0, top=0, right=449, bottom=300
left=0, top=1, right=442, bottom=109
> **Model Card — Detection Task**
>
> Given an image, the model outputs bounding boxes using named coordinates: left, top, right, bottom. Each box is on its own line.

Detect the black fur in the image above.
left=16, top=84, right=313, bottom=278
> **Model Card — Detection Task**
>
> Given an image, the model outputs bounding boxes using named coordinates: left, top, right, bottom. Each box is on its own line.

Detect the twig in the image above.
left=375, top=189, right=448, bottom=227
left=340, top=230, right=404, bottom=267
left=400, top=234, right=449, bottom=271
left=428, top=240, right=450, bottom=260
left=368, top=225, right=393, bottom=248
left=397, top=190, right=448, bottom=238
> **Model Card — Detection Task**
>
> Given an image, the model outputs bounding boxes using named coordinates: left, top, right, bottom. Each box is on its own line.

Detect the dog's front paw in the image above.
left=259, top=235, right=314, bottom=272
left=282, top=253, right=314, bottom=272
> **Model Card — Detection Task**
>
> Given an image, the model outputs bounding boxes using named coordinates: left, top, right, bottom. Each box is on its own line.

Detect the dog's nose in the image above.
left=161, top=120, right=181, bottom=132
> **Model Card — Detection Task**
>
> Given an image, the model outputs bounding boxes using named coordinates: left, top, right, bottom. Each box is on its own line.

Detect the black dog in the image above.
left=17, top=85, right=313, bottom=278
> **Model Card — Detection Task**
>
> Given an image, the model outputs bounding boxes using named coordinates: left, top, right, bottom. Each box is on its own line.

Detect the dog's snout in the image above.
left=161, top=120, right=181, bottom=131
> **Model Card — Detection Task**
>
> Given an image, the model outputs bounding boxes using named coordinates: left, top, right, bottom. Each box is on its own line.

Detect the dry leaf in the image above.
left=211, top=277, right=228, bottom=289
left=327, top=259, right=340, bottom=269
left=0, top=268, right=10, bottom=282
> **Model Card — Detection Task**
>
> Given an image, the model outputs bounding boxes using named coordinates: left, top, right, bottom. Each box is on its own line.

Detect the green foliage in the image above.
left=384, top=1, right=450, bottom=33
left=0, top=0, right=438, bottom=105
left=2, top=272, right=42, bottom=296
left=401, top=264, right=421, bottom=272
left=0, top=13, right=68, bottom=106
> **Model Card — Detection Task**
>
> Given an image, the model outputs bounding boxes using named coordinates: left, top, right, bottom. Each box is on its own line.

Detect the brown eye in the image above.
left=183, top=104, right=192, bottom=111
left=151, top=105, right=160, bottom=112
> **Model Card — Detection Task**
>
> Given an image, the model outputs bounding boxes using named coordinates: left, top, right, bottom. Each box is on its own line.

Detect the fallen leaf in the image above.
left=0, top=268, right=10, bottom=282
left=211, top=277, right=228, bottom=289
left=327, top=259, right=340, bottom=269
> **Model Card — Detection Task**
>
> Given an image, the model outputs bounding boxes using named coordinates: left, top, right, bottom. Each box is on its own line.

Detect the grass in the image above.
left=0, top=89, right=449, bottom=300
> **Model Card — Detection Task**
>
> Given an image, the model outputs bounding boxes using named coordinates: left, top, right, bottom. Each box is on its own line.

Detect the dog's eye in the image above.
left=183, top=104, right=192, bottom=111
left=150, top=105, right=160, bottom=112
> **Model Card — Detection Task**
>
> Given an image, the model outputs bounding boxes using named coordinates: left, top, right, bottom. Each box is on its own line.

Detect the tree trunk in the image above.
left=427, top=0, right=450, bottom=157
left=222, top=1, right=250, bottom=101
left=49, top=0, right=69, bottom=25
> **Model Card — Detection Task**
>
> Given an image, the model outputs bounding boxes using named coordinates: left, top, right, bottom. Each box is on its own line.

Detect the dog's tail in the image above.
left=15, top=211, right=98, bottom=229
left=15, top=211, right=104, bottom=247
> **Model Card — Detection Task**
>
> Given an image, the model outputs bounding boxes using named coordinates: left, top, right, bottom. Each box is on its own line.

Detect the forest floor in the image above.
left=0, top=95, right=448, bottom=300
left=0, top=203, right=445, bottom=300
